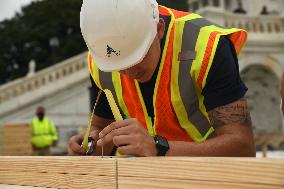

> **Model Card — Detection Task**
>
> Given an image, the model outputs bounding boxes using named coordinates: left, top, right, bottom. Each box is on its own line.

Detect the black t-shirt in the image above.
left=90, top=15, right=247, bottom=120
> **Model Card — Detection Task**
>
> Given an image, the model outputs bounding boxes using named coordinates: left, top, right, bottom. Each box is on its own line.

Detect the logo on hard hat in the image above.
left=106, top=45, right=120, bottom=58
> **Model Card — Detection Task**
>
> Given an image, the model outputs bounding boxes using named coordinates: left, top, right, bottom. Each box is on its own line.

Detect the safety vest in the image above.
left=32, top=117, right=58, bottom=148
left=88, top=6, right=247, bottom=142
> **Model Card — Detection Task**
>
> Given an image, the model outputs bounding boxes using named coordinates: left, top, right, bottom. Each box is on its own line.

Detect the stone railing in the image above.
left=225, top=14, right=284, bottom=33
left=188, top=0, right=284, bottom=34
left=188, top=0, right=224, bottom=12
left=0, top=52, right=88, bottom=104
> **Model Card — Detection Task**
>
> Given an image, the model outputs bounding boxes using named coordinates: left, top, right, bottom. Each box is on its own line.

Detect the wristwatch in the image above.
left=154, top=135, right=169, bottom=156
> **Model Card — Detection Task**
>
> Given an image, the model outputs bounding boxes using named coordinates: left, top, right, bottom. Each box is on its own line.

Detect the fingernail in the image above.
left=97, top=139, right=102, bottom=146
left=99, top=132, right=103, bottom=138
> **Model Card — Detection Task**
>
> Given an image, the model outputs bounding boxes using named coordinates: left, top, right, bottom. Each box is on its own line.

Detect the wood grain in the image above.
left=0, top=157, right=284, bottom=189
left=118, top=157, right=284, bottom=189
left=0, top=157, right=116, bottom=189
left=0, top=184, right=52, bottom=189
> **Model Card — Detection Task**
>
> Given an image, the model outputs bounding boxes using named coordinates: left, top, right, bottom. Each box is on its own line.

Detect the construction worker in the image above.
left=32, top=106, right=58, bottom=156
left=68, top=0, right=255, bottom=157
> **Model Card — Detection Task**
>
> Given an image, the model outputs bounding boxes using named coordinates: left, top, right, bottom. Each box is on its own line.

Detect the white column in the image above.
left=208, top=0, right=213, bottom=7
left=198, top=0, right=203, bottom=10
left=219, top=0, right=225, bottom=10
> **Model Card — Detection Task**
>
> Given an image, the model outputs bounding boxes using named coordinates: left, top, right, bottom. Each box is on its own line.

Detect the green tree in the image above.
left=0, top=0, right=86, bottom=85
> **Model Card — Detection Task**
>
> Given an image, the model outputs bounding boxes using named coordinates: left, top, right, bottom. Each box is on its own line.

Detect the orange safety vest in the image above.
left=88, top=6, right=247, bottom=142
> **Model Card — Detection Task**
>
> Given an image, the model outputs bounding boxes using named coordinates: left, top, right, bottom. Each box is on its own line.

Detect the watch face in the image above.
left=155, top=136, right=169, bottom=151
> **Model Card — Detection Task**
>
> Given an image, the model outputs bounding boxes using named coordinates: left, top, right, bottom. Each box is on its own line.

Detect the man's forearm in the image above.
left=167, top=132, right=255, bottom=157
left=167, top=98, right=255, bottom=157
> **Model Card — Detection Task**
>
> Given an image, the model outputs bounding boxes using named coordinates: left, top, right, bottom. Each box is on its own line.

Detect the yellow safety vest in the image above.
left=32, top=117, right=58, bottom=148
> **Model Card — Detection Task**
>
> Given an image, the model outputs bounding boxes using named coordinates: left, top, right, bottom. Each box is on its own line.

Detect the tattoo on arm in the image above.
left=208, top=98, right=252, bottom=129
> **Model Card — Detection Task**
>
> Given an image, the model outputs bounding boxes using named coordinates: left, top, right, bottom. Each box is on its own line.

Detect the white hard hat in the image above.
left=80, top=0, right=159, bottom=72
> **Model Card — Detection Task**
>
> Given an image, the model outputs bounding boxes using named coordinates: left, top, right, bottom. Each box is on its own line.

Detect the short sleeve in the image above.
left=202, top=36, right=248, bottom=111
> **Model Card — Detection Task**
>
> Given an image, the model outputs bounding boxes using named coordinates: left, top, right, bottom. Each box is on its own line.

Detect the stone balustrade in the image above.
left=188, top=0, right=223, bottom=12
left=0, top=52, right=88, bottom=104
left=225, top=15, right=284, bottom=33
left=188, top=0, right=284, bottom=34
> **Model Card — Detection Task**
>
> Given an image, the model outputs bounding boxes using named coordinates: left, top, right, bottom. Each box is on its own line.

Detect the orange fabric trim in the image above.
left=120, top=76, right=147, bottom=130
left=197, top=31, right=221, bottom=90
left=229, top=31, right=246, bottom=54
left=169, top=8, right=191, bottom=19
left=88, top=53, right=93, bottom=75
left=158, top=6, right=171, bottom=16
left=159, top=6, right=191, bottom=18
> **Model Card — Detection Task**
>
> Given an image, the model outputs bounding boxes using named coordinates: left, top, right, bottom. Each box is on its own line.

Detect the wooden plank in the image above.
left=1, top=157, right=284, bottom=189
left=118, top=157, right=284, bottom=189
left=3, top=124, right=30, bottom=129
left=119, top=177, right=282, bottom=189
left=3, top=132, right=31, bottom=136
left=4, top=139, right=32, bottom=145
left=4, top=132, right=31, bottom=138
left=0, top=157, right=116, bottom=189
left=3, top=150, right=33, bottom=156
left=0, top=184, right=52, bottom=189
left=3, top=144, right=32, bottom=149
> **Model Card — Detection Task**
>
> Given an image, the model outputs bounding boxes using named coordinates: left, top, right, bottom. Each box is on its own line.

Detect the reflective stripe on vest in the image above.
left=177, top=18, right=214, bottom=138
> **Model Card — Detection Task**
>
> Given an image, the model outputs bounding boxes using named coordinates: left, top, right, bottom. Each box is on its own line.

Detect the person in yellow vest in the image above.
left=68, top=0, right=255, bottom=157
left=32, top=106, right=58, bottom=156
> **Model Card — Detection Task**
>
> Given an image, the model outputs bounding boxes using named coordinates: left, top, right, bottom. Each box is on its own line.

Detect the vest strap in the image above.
left=178, top=51, right=196, bottom=61
left=178, top=18, right=214, bottom=137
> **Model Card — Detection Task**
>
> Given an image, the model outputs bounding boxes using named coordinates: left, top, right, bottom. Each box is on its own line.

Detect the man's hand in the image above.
left=97, top=118, right=157, bottom=156
left=67, top=130, right=100, bottom=156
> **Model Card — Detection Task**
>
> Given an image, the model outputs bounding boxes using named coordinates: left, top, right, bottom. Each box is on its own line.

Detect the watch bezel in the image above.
left=154, top=135, right=169, bottom=156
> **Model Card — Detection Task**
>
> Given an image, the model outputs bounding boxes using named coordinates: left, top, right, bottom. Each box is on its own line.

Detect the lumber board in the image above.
left=4, top=139, right=32, bottom=145
left=3, top=150, right=33, bottom=156
left=118, top=157, right=284, bottom=189
left=119, top=177, right=283, bottom=189
left=3, top=144, right=32, bottom=149
left=0, top=157, right=116, bottom=189
left=0, top=157, right=284, bottom=189
left=4, top=132, right=31, bottom=138
left=3, top=124, right=30, bottom=129
left=0, top=184, right=52, bottom=189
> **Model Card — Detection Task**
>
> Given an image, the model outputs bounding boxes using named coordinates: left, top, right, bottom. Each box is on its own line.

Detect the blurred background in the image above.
left=0, top=0, right=283, bottom=157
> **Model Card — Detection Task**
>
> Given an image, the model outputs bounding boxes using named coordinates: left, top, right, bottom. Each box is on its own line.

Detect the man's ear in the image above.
left=157, top=18, right=165, bottom=40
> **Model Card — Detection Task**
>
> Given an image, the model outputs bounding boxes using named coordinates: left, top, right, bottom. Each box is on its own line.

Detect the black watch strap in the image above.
left=154, top=135, right=169, bottom=156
